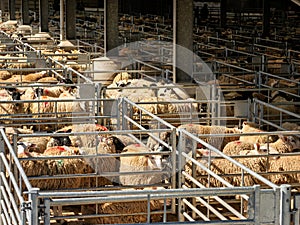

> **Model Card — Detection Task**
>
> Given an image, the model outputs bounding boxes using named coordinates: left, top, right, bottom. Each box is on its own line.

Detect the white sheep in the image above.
left=112, top=71, right=131, bottom=84
left=186, top=134, right=298, bottom=188
left=240, top=146, right=300, bottom=188
left=119, top=143, right=163, bottom=186
left=222, top=141, right=260, bottom=156
left=259, top=135, right=300, bottom=153
left=57, top=90, right=86, bottom=118
left=239, top=121, right=276, bottom=144
left=177, top=123, right=241, bottom=150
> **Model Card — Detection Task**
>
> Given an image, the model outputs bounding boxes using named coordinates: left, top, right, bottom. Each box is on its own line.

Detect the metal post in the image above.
left=29, top=188, right=40, bottom=225
left=43, top=199, right=51, bottom=225
left=60, top=0, right=65, bottom=41
left=254, top=185, right=261, bottom=225
left=280, top=184, right=291, bottom=225
left=171, top=127, right=177, bottom=214
left=177, top=129, right=184, bottom=221
left=0, top=128, right=4, bottom=225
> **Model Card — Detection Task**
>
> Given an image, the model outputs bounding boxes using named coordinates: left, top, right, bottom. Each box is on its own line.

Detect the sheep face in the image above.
left=17, top=141, right=36, bottom=155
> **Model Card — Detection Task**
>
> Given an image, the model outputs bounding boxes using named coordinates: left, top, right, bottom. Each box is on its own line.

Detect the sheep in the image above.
left=112, top=71, right=131, bottom=84
left=240, top=147, right=300, bottom=189
left=266, top=155, right=300, bottom=187
left=239, top=121, right=276, bottom=144
left=259, top=135, right=300, bottom=153
left=46, top=132, right=73, bottom=149
left=185, top=135, right=298, bottom=188
left=146, top=131, right=171, bottom=152
left=18, top=145, right=93, bottom=190
left=56, top=90, right=86, bottom=118
left=18, top=136, right=51, bottom=153
left=119, top=144, right=163, bottom=186
left=82, top=197, right=162, bottom=224
left=79, top=135, right=121, bottom=187
left=184, top=149, right=268, bottom=188
left=280, top=122, right=300, bottom=131
left=50, top=124, right=110, bottom=149
left=222, top=141, right=259, bottom=156
left=0, top=88, right=23, bottom=123
left=36, top=77, right=59, bottom=83
left=39, top=86, right=66, bottom=97
left=0, top=70, right=11, bottom=80
left=261, top=95, right=297, bottom=121
left=21, top=71, right=48, bottom=82
left=177, top=123, right=241, bottom=150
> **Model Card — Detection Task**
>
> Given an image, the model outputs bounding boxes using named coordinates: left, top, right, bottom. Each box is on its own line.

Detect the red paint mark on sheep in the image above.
left=197, top=143, right=203, bottom=148
left=134, top=143, right=141, bottom=147
left=96, top=124, right=108, bottom=131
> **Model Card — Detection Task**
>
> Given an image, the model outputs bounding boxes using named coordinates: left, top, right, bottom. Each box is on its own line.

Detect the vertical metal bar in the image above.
left=28, top=188, right=40, bottom=225
left=147, top=194, right=150, bottom=223
left=0, top=128, right=4, bottom=225
left=171, top=127, right=177, bottom=214
left=177, top=129, right=184, bottom=221
left=254, top=185, right=261, bottom=225
left=43, top=199, right=51, bottom=225
left=280, top=184, right=291, bottom=225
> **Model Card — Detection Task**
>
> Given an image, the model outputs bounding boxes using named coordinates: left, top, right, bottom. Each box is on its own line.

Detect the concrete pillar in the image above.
left=0, top=0, right=5, bottom=13
left=60, top=0, right=65, bottom=40
left=8, top=0, right=16, bottom=20
left=262, top=0, right=270, bottom=37
left=66, top=0, right=76, bottom=40
left=220, top=0, right=227, bottom=28
left=104, top=0, right=119, bottom=55
left=173, top=0, right=194, bottom=83
left=22, top=0, right=30, bottom=25
left=39, top=0, right=49, bottom=32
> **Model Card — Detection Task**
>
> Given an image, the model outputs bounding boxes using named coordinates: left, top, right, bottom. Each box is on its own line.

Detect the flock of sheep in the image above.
left=0, top=20, right=300, bottom=224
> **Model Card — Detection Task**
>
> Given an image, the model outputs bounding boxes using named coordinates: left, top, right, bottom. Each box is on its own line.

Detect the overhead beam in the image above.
left=290, top=0, right=300, bottom=7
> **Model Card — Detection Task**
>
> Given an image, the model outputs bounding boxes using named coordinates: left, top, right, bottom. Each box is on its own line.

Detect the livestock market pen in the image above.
left=0, top=112, right=297, bottom=225
left=0, top=15, right=300, bottom=225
